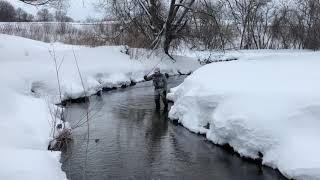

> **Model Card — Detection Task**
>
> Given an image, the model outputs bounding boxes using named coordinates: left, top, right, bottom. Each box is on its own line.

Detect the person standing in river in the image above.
left=144, top=67, right=168, bottom=110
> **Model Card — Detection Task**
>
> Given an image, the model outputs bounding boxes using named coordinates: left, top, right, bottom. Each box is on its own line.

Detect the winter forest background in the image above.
left=1, top=0, right=320, bottom=54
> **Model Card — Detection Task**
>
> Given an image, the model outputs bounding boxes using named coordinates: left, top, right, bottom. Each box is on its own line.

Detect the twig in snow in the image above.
left=48, top=46, right=64, bottom=138
left=72, top=48, right=90, bottom=180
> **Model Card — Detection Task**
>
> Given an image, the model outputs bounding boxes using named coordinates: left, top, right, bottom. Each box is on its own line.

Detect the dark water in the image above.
left=61, top=76, right=286, bottom=180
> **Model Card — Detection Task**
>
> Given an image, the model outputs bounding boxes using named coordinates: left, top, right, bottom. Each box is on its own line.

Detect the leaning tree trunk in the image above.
left=161, top=0, right=195, bottom=60
left=163, top=22, right=175, bottom=60
left=163, top=34, right=174, bottom=60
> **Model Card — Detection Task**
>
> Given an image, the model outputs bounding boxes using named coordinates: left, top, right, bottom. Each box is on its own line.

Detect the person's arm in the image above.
left=144, top=74, right=153, bottom=81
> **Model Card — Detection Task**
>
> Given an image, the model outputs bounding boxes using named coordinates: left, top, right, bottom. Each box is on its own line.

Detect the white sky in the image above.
left=9, top=0, right=105, bottom=21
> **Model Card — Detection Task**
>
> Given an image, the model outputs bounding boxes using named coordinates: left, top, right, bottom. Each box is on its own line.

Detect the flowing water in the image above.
left=61, top=76, right=286, bottom=180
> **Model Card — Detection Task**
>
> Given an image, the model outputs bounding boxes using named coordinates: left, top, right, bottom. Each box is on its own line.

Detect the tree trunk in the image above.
left=163, top=34, right=174, bottom=60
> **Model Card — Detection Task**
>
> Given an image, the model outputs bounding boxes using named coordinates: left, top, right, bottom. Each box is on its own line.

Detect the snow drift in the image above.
left=169, top=50, right=320, bottom=180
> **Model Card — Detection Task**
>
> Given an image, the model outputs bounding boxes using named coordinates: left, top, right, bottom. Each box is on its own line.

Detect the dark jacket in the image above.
left=144, top=73, right=167, bottom=91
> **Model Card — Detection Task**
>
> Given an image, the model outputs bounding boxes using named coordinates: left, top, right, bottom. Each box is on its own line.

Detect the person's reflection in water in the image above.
left=145, top=110, right=169, bottom=165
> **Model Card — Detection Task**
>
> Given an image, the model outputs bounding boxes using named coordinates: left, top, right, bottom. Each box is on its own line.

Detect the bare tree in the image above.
left=269, top=0, right=320, bottom=50
left=223, top=0, right=273, bottom=49
left=16, top=8, right=27, bottom=22
left=0, top=0, right=16, bottom=22
left=15, top=8, right=35, bottom=22
left=270, top=4, right=298, bottom=48
left=298, top=0, right=320, bottom=50
left=106, top=0, right=196, bottom=59
left=36, top=8, right=54, bottom=22
left=190, top=0, right=235, bottom=50
left=55, top=11, right=73, bottom=22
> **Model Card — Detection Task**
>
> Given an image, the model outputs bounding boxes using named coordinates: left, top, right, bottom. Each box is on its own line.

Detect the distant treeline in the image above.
left=0, top=22, right=113, bottom=46
left=1, top=0, right=320, bottom=52
left=106, top=0, right=320, bottom=51
left=0, top=0, right=73, bottom=22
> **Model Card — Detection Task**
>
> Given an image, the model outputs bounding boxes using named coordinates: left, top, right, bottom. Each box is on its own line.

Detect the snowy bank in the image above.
left=0, top=34, right=199, bottom=179
left=168, top=50, right=320, bottom=180
left=1, top=34, right=199, bottom=102
left=0, top=87, right=67, bottom=180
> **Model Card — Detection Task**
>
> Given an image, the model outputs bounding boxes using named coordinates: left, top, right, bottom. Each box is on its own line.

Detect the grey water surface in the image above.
left=61, top=76, right=286, bottom=180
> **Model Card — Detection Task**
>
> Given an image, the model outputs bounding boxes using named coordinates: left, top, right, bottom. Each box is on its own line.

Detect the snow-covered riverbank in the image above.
left=3, top=33, right=319, bottom=179
left=0, top=34, right=200, bottom=179
left=168, top=50, right=320, bottom=180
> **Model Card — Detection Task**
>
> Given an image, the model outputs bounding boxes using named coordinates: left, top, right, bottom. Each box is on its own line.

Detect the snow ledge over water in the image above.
left=169, top=50, right=320, bottom=180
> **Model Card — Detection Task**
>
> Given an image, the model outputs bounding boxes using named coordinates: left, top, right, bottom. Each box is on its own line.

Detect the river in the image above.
left=61, top=76, right=286, bottom=180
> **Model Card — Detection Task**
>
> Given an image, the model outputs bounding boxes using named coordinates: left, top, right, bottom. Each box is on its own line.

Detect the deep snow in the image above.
left=0, top=34, right=199, bottom=179
left=168, top=50, right=320, bottom=180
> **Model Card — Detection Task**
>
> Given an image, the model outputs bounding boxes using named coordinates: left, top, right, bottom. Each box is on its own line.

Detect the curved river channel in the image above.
left=61, top=76, right=286, bottom=180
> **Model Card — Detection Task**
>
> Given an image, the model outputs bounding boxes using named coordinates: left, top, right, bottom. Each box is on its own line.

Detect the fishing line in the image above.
left=144, top=54, right=166, bottom=76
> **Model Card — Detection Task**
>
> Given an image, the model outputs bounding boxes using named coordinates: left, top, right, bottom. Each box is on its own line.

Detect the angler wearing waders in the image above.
left=144, top=67, right=168, bottom=110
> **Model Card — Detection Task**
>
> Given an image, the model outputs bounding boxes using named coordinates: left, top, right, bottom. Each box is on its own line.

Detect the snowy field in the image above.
left=168, top=50, right=320, bottom=180
left=0, top=34, right=199, bottom=179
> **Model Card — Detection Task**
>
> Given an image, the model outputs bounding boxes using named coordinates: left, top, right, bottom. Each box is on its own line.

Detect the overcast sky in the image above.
left=9, top=0, right=105, bottom=21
